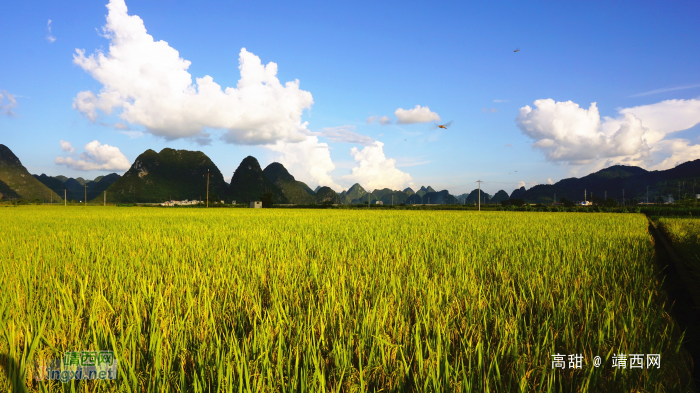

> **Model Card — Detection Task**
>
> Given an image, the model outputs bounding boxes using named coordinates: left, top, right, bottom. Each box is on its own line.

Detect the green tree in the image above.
left=510, top=198, right=525, bottom=207
left=260, top=191, right=274, bottom=208
left=591, top=195, right=605, bottom=206
left=560, top=197, right=575, bottom=208
left=605, top=197, right=618, bottom=207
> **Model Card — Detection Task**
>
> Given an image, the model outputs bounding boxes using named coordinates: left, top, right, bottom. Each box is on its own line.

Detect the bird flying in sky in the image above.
left=432, top=120, right=453, bottom=130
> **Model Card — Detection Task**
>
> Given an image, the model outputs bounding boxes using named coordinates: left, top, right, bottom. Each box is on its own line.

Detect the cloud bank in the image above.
left=395, top=105, right=441, bottom=124
left=342, top=142, right=413, bottom=191
left=516, top=98, right=700, bottom=170
left=55, top=140, right=130, bottom=171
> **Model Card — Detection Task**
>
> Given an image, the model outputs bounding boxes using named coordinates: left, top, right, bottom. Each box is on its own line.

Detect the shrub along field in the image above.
left=0, top=207, right=693, bottom=392
left=657, top=217, right=700, bottom=285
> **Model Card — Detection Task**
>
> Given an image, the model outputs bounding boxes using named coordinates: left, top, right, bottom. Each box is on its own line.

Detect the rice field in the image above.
left=0, top=207, right=693, bottom=392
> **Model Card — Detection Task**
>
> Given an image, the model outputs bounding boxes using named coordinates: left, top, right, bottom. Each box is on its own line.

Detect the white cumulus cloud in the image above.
left=516, top=99, right=649, bottom=165
left=317, top=125, right=374, bottom=146
left=0, top=90, right=17, bottom=116
left=267, top=136, right=342, bottom=191
left=394, top=105, right=441, bottom=124
left=366, top=115, right=393, bottom=125
left=547, top=178, right=554, bottom=184
left=647, top=138, right=700, bottom=171
left=72, top=0, right=313, bottom=146
left=619, top=99, right=700, bottom=145
left=516, top=98, right=700, bottom=171
left=60, top=140, right=75, bottom=154
left=342, top=142, right=413, bottom=191
left=72, top=0, right=341, bottom=187
left=378, top=115, right=392, bottom=125
left=55, top=140, right=130, bottom=171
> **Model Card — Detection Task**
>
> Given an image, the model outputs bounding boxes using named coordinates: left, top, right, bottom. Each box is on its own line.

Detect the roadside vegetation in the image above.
left=657, top=217, right=700, bottom=283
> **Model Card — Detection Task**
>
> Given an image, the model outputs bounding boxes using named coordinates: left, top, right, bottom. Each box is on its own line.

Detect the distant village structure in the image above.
left=160, top=199, right=201, bottom=207
left=250, top=201, right=262, bottom=208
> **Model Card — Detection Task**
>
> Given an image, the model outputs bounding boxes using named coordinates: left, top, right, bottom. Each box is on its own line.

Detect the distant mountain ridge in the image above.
left=34, top=173, right=120, bottom=202
left=406, top=190, right=458, bottom=204
left=516, top=161, right=700, bottom=204
left=4, top=143, right=698, bottom=206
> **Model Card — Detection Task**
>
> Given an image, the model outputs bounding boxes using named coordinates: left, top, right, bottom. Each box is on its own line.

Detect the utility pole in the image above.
left=584, top=189, right=586, bottom=203
left=50, top=191, right=52, bottom=205
left=622, top=189, right=625, bottom=207
left=84, top=184, right=87, bottom=207
left=104, top=191, right=106, bottom=206
left=206, top=169, right=210, bottom=208
left=647, top=186, right=649, bottom=204
left=554, top=193, right=556, bottom=205
left=64, top=189, right=66, bottom=206
left=678, top=182, right=681, bottom=204
left=477, top=180, right=483, bottom=211
left=392, top=195, right=393, bottom=206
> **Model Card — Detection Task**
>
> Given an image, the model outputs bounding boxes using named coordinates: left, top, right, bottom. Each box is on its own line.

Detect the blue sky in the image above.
left=1, top=0, right=699, bottom=195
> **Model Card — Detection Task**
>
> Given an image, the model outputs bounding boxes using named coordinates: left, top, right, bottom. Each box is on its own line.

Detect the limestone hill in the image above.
left=0, top=144, right=62, bottom=202
left=104, top=148, right=228, bottom=203
left=263, top=162, right=314, bottom=204
left=229, top=156, right=288, bottom=204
